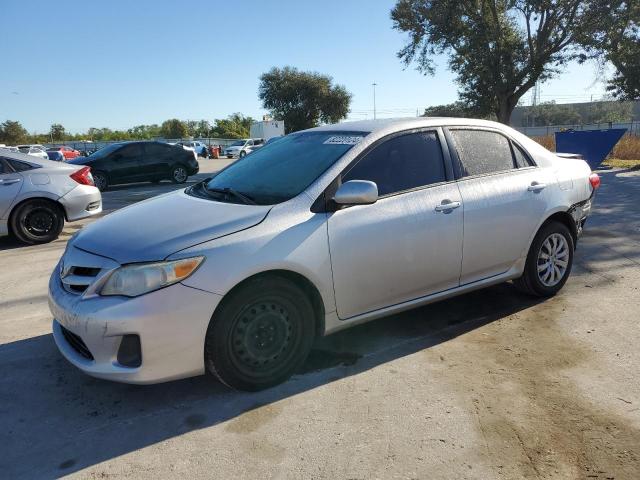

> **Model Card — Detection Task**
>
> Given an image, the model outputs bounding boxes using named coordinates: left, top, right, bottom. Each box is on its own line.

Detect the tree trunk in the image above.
left=496, top=96, right=515, bottom=125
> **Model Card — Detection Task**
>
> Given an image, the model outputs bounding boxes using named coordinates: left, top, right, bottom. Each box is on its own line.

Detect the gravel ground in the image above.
left=0, top=164, right=638, bottom=479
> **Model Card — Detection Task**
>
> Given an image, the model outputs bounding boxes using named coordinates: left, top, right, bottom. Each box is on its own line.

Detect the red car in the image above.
left=47, top=145, right=80, bottom=160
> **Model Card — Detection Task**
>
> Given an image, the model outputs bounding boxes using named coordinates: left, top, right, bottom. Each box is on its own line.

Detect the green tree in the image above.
left=211, top=113, right=253, bottom=138
left=258, top=66, right=352, bottom=133
left=422, top=101, right=486, bottom=118
left=49, top=123, right=65, bottom=141
left=0, top=120, right=28, bottom=145
left=160, top=119, right=188, bottom=139
left=586, top=100, right=634, bottom=124
left=391, top=0, right=625, bottom=124
left=524, top=102, right=582, bottom=126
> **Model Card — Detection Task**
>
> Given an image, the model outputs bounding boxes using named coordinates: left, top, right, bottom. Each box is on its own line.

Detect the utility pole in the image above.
left=372, top=82, right=377, bottom=120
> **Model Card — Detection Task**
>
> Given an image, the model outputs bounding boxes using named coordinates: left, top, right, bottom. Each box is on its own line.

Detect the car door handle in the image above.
left=0, top=178, right=21, bottom=186
left=528, top=182, right=546, bottom=192
left=435, top=200, right=461, bottom=212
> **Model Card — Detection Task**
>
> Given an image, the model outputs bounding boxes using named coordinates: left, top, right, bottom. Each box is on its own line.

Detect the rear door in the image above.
left=0, top=158, right=24, bottom=219
left=108, top=143, right=144, bottom=183
left=445, top=128, right=551, bottom=284
left=142, top=142, right=175, bottom=179
left=327, top=129, right=464, bottom=319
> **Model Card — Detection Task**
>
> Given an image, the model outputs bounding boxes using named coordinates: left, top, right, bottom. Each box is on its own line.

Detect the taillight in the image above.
left=70, top=166, right=94, bottom=186
left=589, top=172, right=601, bottom=190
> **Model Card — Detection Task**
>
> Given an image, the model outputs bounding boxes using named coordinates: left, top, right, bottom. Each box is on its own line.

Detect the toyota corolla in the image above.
left=49, top=118, right=599, bottom=391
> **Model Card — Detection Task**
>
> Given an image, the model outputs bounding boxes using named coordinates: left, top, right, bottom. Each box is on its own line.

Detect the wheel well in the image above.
left=541, top=211, right=577, bottom=245
left=8, top=197, right=67, bottom=233
left=218, top=270, right=326, bottom=338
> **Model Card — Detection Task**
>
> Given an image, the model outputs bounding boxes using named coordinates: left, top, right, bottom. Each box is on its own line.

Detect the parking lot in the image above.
left=1, top=162, right=639, bottom=479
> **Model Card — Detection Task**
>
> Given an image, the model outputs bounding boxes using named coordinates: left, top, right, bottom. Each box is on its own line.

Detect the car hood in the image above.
left=73, top=190, right=272, bottom=264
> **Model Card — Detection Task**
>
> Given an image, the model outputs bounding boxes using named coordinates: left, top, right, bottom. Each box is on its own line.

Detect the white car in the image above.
left=49, top=118, right=598, bottom=391
left=223, top=139, right=263, bottom=158
left=16, top=144, right=48, bottom=160
left=168, top=142, right=198, bottom=161
left=179, top=141, right=209, bottom=158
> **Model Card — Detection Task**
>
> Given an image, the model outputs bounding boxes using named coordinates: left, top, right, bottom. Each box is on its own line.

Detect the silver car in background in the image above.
left=49, top=118, right=598, bottom=391
left=0, top=150, right=102, bottom=244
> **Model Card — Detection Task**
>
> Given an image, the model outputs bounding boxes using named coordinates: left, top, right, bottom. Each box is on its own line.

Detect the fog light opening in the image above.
left=117, top=334, right=142, bottom=368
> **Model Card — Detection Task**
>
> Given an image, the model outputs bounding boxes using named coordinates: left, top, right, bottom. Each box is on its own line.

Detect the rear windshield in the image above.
left=195, top=131, right=367, bottom=205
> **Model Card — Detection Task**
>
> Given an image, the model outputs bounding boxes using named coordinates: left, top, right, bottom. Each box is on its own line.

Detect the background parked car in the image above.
left=47, top=145, right=81, bottom=160
left=0, top=150, right=101, bottom=244
left=17, top=144, right=49, bottom=160
left=46, top=150, right=65, bottom=162
left=223, top=138, right=263, bottom=158
left=68, top=141, right=199, bottom=191
left=178, top=141, right=209, bottom=158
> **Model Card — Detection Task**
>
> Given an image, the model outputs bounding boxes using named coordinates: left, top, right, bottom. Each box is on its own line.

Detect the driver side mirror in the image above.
left=333, top=180, right=378, bottom=207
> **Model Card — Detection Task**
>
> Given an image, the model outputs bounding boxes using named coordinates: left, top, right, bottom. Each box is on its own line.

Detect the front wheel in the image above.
left=239, top=150, right=246, bottom=158
left=205, top=276, right=315, bottom=391
left=10, top=199, right=65, bottom=244
left=170, top=164, right=188, bottom=184
left=514, top=221, right=574, bottom=297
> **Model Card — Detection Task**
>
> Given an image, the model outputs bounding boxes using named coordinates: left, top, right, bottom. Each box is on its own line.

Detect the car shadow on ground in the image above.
left=1, top=282, right=544, bottom=478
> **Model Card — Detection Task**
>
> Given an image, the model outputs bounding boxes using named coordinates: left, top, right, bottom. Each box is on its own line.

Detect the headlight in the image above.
left=100, top=256, right=204, bottom=297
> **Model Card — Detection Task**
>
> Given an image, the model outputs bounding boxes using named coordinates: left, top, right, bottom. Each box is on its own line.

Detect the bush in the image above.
left=531, top=133, right=640, bottom=160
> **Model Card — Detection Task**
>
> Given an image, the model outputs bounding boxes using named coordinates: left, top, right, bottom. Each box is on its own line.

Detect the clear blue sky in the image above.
left=1, top=0, right=610, bottom=133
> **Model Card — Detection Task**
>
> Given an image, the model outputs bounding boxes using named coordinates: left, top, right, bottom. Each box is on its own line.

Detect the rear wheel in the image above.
left=92, top=171, right=108, bottom=191
left=205, top=276, right=315, bottom=391
left=170, top=164, right=188, bottom=184
left=10, top=199, right=65, bottom=244
left=239, top=150, right=246, bottom=158
left=514, top=221, right=574, bottom=297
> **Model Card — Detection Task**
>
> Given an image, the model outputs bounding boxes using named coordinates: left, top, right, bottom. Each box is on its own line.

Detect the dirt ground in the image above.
left=0, top=165, right=639, bottom=479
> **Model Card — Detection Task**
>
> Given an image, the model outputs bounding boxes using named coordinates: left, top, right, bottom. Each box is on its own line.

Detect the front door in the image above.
left=327, top=129, right=464, bottom=319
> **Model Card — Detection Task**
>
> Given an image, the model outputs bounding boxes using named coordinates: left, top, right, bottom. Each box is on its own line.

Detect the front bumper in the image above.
left=48, top=253, right=223, bottom=384
left=59, top=184, right=102, bottom=222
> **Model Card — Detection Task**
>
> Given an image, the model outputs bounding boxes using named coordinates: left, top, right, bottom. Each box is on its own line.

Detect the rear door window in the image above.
left=0, top=158, right=13, bottom=174
left=117, top=144, right=143, bottom=161
left=343, top=131, right=446, bottom=196
left=8, top=159, right=34, bottom=171
left=512, top=143, right=534, bottom=168
left=450, top=129, right=515, bottom=177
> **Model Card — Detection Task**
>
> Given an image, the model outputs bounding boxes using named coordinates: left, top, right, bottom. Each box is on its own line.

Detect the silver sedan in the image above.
left=0, top=150, right=102, bottom=244
left=49, top=118, right=598, bottom=391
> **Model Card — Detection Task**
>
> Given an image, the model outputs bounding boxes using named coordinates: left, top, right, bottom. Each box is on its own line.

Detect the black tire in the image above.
left=205, top=276, right=316, bottom=391
left=513, top=221, right=574, bottom=297
left=170, top=164, right=188, bottom=184
left=10, top=199, right=65, bottom=244
left=92, top=171, right=108, bottom=191
left=239, top=150, right=246, bottom=158
left=201, top=149, right=209, bottom=159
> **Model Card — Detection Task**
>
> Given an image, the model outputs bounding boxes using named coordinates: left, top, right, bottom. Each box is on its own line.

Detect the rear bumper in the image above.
left=59, top=184, right=102, bottom=221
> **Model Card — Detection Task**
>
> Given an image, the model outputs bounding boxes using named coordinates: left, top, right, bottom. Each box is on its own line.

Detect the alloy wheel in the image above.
left=537, top=233, right=569, bottom=287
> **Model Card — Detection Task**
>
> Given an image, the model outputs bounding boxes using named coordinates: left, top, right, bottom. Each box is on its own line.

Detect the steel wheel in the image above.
left=537, top=233, right=569, bottom=287
left=171, top=165, right=188, bottom=183
left=205, top=275, right=315, bottom=391
left=229, top=298, right=296, bottom=377
left=10, top=199, right=65, bottom=244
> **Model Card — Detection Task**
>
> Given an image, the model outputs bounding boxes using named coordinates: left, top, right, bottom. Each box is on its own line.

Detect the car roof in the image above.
left=0, top=148, right=77, bottom=170
left=306, top=117, right=511, bottom=135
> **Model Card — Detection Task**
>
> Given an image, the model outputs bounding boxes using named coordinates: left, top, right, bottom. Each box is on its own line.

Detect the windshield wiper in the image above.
left=204, top=185, right=256, bottom=205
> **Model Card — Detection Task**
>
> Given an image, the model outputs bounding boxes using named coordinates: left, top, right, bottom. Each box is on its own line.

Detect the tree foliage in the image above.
left=49, top=123, right=65, bottom=141
left=160, top=118, right=188, bottom=139
left=0, top=120, right=28, bottom=145
left=211, top=113, right=253, bottom=139
left=259, top=66, right=352, bottom=133
left=422, top=101, right=489, bottom=118
left=391, top=0, right=635, bottom=123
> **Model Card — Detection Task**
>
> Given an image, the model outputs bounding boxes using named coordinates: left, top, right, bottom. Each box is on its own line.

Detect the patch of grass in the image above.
left=601, top=158, right=640, bottom=169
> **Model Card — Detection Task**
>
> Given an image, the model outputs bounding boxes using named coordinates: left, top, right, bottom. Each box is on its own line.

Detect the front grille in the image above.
left=60, top=264, right=102, bottom=295
left=60, top=325, right=94, bottom=360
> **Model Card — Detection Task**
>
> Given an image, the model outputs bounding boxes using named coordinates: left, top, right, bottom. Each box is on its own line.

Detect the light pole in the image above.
left=372, top=82, right=377, bottom=120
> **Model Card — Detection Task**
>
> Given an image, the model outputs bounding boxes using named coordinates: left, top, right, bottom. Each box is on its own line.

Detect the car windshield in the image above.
left=88, top=143, right=123, bottom=159
left=18, top=147, right=29, bottom=153
left=229, top=140, right=246, bottom=147
left=194, top=131, right=367, bottom=205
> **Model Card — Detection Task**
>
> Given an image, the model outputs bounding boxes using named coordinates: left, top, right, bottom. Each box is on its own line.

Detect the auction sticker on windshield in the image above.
left=323, top=136, right=363, bottom=145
